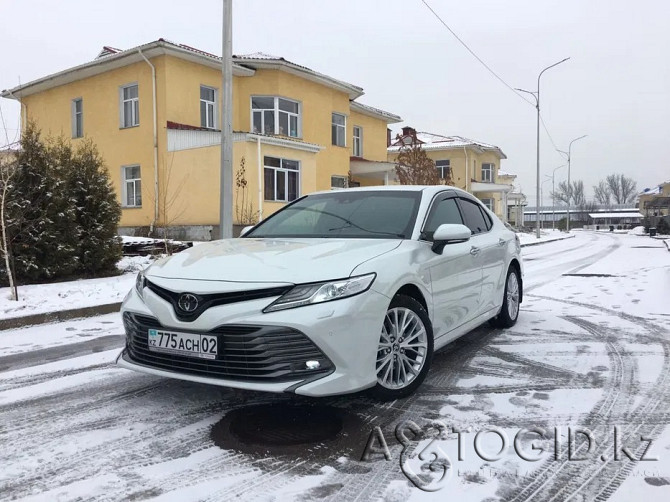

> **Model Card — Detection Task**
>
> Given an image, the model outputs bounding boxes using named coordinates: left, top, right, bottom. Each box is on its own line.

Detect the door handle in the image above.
left=498, top=238, right=506, bottom=247
left=470, top=246, right=480, bottom=256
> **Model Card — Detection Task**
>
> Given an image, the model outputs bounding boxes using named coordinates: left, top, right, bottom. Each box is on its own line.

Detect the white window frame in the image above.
left=481, top=198, right=494, bottom=212
left=251, top=96, right=301, bottom=138
left=481, top=163, right=494, bottom=182
left=71, top=98, right=83, bottom=138
left=435, top=159, right=451, bottom=180
left=200, top=85, right=217, bottom=129
left=332, top=112, right=346, bottom=147
left=331, top=175, right=348, bottom=190
left=119, top=83, right=139, bottom=128
left=264, top=157, right=301, bottom=202
left=122, top=165, right=142, bottom=207
left=352, top=126, right=363, bottom=157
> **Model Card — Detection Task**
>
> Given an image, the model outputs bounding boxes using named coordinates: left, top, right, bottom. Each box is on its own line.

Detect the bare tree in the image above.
left=394, top=134, right=439, bottom=185
left=234, top=157, right=260, bottom=225
left=593, top=180, right=611, bottom=205
left=0, top=149, right=18, bottom=299
left=146, top=153, right=187, bottom=255
left=552, top=180, right=584, bottom=206
left=606, top=174, right=637, bottom=204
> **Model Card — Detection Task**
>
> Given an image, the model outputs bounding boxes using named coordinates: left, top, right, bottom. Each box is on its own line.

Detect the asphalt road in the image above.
left=1, top=231, right=669, bottom=501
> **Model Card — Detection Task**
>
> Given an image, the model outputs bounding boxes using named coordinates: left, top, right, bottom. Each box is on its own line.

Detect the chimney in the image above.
left=401, top=126, right=416, bottom=137
left=387, top=128, right=392, bottom=147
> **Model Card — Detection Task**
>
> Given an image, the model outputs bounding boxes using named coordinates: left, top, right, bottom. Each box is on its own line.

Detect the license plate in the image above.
left=148, top=329, right=217, bottom=360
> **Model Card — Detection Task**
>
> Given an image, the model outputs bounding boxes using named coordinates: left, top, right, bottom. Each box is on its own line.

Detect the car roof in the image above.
left=310, top=185, right=470, bottom=197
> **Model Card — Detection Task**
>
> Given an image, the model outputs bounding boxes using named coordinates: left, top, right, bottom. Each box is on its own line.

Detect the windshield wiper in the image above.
left=328, top=221, right=404, bottom=238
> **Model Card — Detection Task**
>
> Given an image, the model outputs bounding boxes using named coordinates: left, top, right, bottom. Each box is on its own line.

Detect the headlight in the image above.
left=135, top=270, right=146, bottom=299
left=263, top=273, right=376, bottom=313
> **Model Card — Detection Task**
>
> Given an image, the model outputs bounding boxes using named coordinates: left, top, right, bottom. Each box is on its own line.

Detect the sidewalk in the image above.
left=518, top=230, right=576, bottom=247
left=0, top=256, right=150, bottom=331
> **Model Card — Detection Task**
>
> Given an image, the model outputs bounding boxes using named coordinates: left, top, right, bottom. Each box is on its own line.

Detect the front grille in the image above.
left=146, top=281, right=291, bottom=322
left=123, top=313, right=334, bottom=382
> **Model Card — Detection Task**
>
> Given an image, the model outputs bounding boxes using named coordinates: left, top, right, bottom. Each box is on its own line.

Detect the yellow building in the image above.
left=386, top=127, right=512, bottom=221
left=1, top=40, right=401, bottom=239
left=638, top=181, right=670, bottom=218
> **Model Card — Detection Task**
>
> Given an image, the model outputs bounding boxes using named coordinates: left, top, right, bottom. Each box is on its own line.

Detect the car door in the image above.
left=420, top=193, right=483, bottom=341
left=456, top=197, right=502, bottom=316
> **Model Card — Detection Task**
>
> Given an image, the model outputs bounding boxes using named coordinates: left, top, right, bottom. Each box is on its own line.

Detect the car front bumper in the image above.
left=117, top=283, right=391, bottom=397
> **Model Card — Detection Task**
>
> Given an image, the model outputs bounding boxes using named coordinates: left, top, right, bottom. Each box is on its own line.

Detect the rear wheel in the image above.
left=371, top=295, right=433, bottom=400
left=491, top=266, right=521, bottom=328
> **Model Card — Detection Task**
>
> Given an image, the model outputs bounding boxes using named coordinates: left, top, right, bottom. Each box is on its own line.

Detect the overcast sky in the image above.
left=1, top=0, right=668, bottom=204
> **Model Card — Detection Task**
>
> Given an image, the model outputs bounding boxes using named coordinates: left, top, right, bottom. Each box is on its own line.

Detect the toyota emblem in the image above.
left=178, top=293, right=199, bottom=313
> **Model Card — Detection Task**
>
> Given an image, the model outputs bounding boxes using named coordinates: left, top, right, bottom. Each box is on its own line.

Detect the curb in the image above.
left=0, top=302, right=122, bottom=331
left=520, top=234, right=576, bottom=248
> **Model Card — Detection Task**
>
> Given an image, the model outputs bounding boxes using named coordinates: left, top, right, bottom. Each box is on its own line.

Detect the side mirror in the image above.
left=431, top=223, right=471, bottom=254
left=239, top=225, right=254, bottom=237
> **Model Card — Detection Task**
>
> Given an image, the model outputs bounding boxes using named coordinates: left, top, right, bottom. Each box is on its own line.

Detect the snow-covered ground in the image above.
left=0, top=256, right=152, bottom=319
left=1, top=232, right=670, bottom=501
left=516, top=228, right=574, bottom=246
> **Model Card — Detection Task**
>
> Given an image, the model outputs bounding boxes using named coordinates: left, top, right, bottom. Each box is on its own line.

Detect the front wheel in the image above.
left=491, top=266, right=521, bottom=328
left=371, top=295, right=433, bottom=401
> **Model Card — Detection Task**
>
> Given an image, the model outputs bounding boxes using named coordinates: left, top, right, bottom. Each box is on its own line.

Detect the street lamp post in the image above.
left=516, top=57, right=570, bottom=239
left=557, top=135, right=587, bottom=232
left=546, top=164, right=565, bottom=230
left=541, top=177, right=552, bottom=230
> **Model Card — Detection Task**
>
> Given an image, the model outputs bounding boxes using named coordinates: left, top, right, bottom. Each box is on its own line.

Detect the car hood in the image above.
left=147, top=238, right=402, bottom=284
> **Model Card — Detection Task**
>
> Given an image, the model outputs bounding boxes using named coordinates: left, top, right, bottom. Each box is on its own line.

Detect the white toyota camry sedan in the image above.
left=117, top=186, right=523, bottom=400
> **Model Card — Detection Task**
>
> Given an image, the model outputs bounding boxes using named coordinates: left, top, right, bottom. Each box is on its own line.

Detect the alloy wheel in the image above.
left=376, top=307, right=429, bottom=390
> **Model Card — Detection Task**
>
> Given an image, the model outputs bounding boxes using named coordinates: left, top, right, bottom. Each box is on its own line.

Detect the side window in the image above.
left=459, top=198, right=489, bottom=235
left=422, top=197, right=463, bottom=240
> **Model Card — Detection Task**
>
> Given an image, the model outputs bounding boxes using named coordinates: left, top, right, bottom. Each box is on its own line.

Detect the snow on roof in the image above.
left=350, top=101, right=401, bottom=123
left=588, top=212, right=643, bottom=219
left=497, top=170, right=515, bottom=177
left=2, top=39, right=366, bottom=101
left=388, top=131, right=506, bottom=158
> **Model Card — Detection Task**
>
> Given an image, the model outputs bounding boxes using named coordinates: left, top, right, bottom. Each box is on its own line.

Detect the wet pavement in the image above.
left=1, top=232, right=669, bottom=501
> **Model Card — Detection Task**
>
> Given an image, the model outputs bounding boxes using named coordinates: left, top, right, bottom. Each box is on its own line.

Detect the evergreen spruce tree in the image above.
left=70, top=139, right=121, bottom=275
left=11, top=123, right=78, bottom=282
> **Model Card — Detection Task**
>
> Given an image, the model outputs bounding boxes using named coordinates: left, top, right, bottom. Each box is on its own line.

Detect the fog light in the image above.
left=305, top=360, right=321, bottom=370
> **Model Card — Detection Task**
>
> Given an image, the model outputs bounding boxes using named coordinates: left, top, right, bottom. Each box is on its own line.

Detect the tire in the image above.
left=491, top=265, right=521, bottom=328
left=371, top=294, right=434, bottom=401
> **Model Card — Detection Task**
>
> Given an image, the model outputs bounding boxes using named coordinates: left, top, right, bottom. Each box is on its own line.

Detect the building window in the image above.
left=331, top=175, right=348, bottom=190
left=481, top=198, right=494, bottom=212
left=264, top=156, right=300, bottom=202
left=436, top=159, right=451, bottom=180
left=332, top=113, right=346, bottom=147
left=122, top=165, right=142, bottom=207
left=120, top=84, right=139, bottom=128
left=251, top=96, right=300, bottom=137
left=481, top=163, right=494, bottom=182
left=71, top=98, right=83, bottom=138
left=352, top=126, right=363, bottom=157
left=200, top=86, right=217, bottom=129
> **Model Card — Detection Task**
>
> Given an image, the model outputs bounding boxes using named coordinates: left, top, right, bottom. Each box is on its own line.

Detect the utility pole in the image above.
left=557, top=135, right=587, bottom=232
left=547, top=164, right=565, bottom=230
left=516, top=57, right=570, bottom=239
left=219, top=0, right=233, bottom=239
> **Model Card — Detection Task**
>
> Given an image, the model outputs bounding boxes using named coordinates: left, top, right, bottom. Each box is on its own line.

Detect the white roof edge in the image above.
left=243, top=133, right=324, bottom=153
left=388, top=142, right=507, bottom=159
left=237, top=59, right=363, bottom=100
left=1, top=40, right=257, bottom=99
left=350, top=101, right=402, bottom=123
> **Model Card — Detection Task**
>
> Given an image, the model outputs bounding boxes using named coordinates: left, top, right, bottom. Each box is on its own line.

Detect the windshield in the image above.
left=246, top=191, right=422, bottom=239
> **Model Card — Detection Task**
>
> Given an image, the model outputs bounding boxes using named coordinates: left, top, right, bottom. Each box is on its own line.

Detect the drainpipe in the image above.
left=5, top=89, right=26, bottom=138
left=463, top=146, right=469, bottom=192
left=257, top=135, right=263, bottom=220
left=138, top=49, right=159, bottom=234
